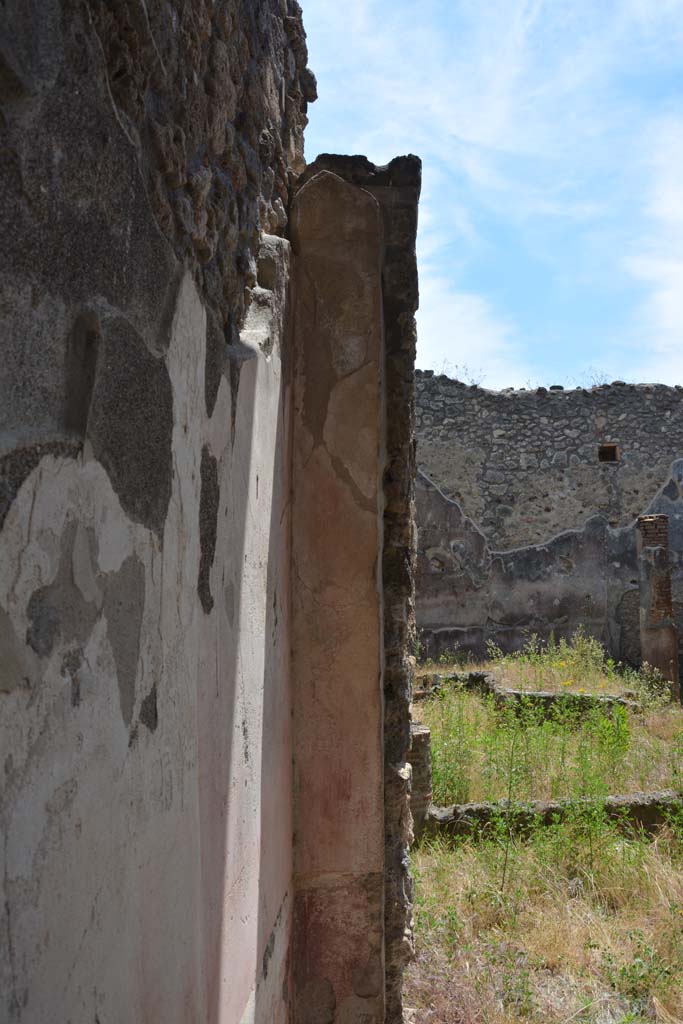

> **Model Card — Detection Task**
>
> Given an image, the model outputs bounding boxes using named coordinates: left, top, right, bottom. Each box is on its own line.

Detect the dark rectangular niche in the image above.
left=598, top=443, right=620, bottom=463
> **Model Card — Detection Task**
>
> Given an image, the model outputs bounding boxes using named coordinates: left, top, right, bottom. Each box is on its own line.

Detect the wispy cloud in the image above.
left=623, top=117, right=683, bottom=381
left=416, top=274, right=532, bottom=388
left=303, top=0, right=683, bottom=384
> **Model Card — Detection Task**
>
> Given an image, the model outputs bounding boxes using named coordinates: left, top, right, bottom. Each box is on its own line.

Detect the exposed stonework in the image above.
left=1, top=0, right=312, bottom=460
left=416, top=371, right=683, bottom=549
left=407, top=724, right=432, bottom=839
left=416, top=373, right=683, bottom=668
left=417, top=466, right=683, bottom=665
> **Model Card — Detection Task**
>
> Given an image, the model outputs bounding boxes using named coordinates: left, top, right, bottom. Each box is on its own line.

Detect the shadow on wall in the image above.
left=200, top=235, right=294, bottom=1023
left=416, top=463, right=683, bottom=665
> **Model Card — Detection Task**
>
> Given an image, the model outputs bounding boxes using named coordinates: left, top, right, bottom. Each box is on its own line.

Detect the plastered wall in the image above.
left=1, top=6, right=420, bottom=1022
left=1, top=3, right=309, bottom=1022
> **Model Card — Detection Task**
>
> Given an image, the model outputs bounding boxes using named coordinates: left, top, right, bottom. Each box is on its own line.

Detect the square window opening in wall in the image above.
left=599, top=443, right=620, bottom=463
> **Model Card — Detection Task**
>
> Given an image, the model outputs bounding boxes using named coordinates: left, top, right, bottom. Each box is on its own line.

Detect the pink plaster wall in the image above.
left=290, top=171, right=386, bottom=1024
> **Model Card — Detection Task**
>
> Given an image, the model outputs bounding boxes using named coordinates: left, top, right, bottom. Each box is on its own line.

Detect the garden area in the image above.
left=405, top=633, right=683, bottom=1023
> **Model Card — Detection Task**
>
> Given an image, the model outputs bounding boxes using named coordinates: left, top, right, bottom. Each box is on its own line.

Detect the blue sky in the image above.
left=301, top=0, right=683, bottom=388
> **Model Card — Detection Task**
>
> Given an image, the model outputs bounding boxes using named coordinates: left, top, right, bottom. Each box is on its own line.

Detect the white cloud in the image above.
left=622, top=117, right=683, bottom=382
left=303, top=0, right=683, bottom=385
left=416, top=272, right=533, bottom=389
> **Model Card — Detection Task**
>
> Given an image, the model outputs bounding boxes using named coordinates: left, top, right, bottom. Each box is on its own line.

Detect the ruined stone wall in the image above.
left=415, top=372, right=683, bottom=664
left=416, top=371, right=683, bottom=549
left=1, top=5, right=420, bottom=1022
left=1, top=3, right=312, bottom=1022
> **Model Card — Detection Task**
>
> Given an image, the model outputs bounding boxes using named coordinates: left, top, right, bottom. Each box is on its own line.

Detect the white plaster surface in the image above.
left=1, top=260, right=293, bottom=1023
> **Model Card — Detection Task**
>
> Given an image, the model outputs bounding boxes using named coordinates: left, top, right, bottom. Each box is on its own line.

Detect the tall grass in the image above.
left=422, top=690, right=683, bottom=805
left=409, top=631, right=683, bottom=1021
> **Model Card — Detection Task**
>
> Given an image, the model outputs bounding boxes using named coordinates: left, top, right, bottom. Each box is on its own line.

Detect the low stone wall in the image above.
left=425, top=790, right=683, bottom=839
left=414, top=671, right=640, bottom=716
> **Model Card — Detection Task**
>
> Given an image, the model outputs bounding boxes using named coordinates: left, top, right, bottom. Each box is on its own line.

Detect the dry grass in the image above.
left=408, top=630, right=683, bottom=1020
left=405, top=825, right=683, bottom=1023
left=415, top=630, right=672, bottom=701
left=492, top=659, right=633, bottom=696
left=416, top=656, right=641, bottom=698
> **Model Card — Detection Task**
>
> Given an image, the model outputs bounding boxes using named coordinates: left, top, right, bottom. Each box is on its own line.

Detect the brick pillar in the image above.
left=637, top=514, right=680, bottom=700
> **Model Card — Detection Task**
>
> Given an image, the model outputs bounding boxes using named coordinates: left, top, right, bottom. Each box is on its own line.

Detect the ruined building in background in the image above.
left=415, top=371, right=683, bottom=677
left=0, top=4, right=420, bottom=1022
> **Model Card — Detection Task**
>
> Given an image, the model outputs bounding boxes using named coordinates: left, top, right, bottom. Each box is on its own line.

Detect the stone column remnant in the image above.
left=407, top=723, right=432, bottom=839
left=637, top=514, right=680, bottom=699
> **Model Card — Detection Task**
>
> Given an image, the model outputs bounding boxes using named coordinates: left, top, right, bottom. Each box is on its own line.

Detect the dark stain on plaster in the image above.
left=262, top=900, right=284, bottom=980
left=0, top=606, right=38, bottom=694
left=229, top=358, right=242, bottom=446
left=0, top=441, right=81, bottom=531
left=88, top=317, right=173, bottom=538
left=103, top=552, right=145, bottom=729
left=204, top=309, right=227, bottom=419
left=198, top=445, right=219, bottom=614
left=64, top=310, right=100, bottom=436
left=61, top=648, right=83, bottom=707
left=26, top=521, right=100, bottom=658
left=224, top=580, right=235, bottom=626
left=296, top=977, right=335, bottom=1024
left=262, top=929, right=275, bottom=979
left=241, top=716, right=249, bottom=764
left=664, top=478, right=679, bottom=502
left=139, top=682, right=158, bottom=733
